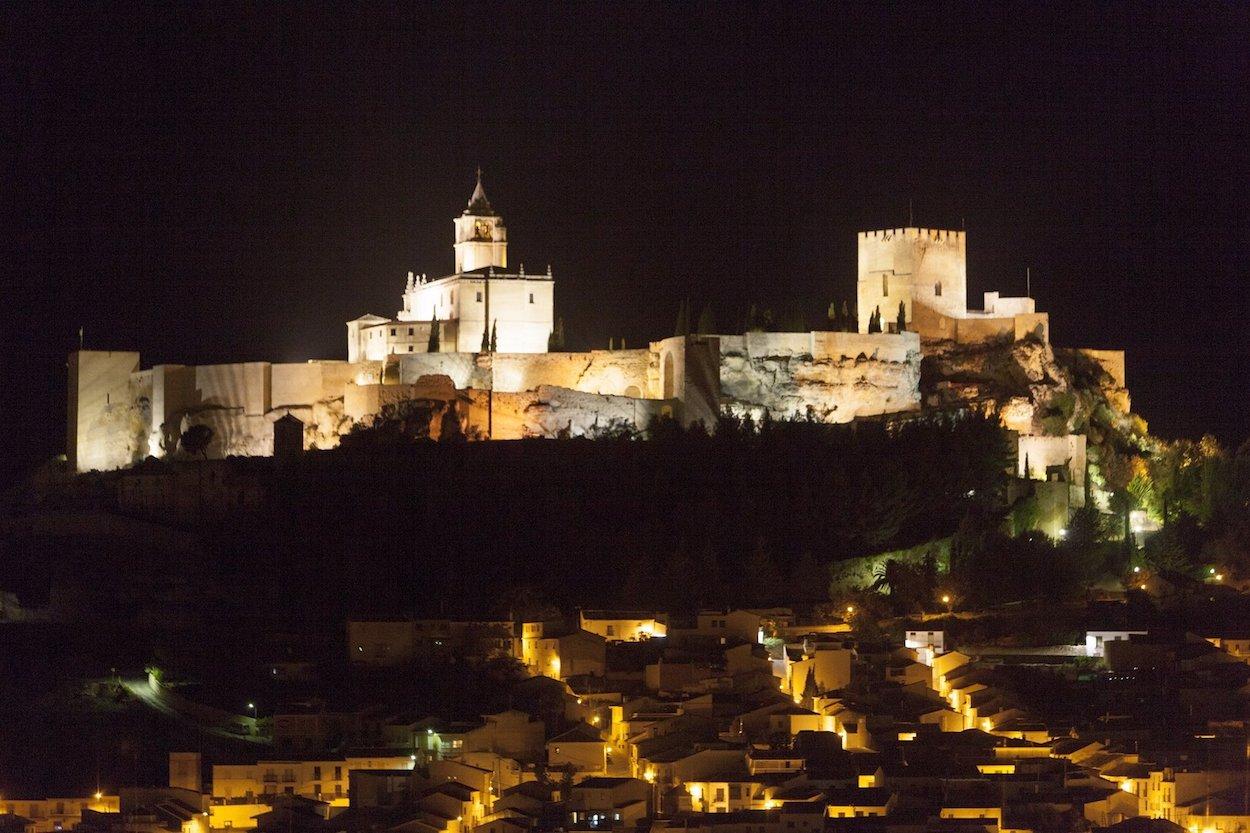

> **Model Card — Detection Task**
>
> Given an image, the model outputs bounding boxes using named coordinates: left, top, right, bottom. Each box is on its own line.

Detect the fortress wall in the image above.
left=344, top=376, right=461, bottom=422
left=1013, top=313, right=1049, bottom=343
left=194, top=362, right=271, bottom=416
left=397, top=350, right=653, bottom=397
left=271, top=363, right=325, bottom=409
left=1077, top=349, right=1127, bottom=390
left=492, top=350, right=652, bottom=397
left=398, top=353, right=480, bottom=389
left=913, top=302, right=1049, bottom=345
left=983, top=292, right=1035, bottom=317
left=68, top=351, right=141, bottom=472
left=719, top=332, right=921, bottom=423
left=464, top=386, right=675, bottom=440
left=810, top=331, right=919, bottom=364
left=1018, top=433, right=1086, bottom=486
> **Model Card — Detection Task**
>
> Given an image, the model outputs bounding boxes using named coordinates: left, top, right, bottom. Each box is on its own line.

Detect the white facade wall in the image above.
left=981, top=292, right=1035, bottom=317
left=857, top=228, right=967, bottom=333
left=393, top=275, right=552, bottom=354
left=1018, top=433, right=1086, bottom=485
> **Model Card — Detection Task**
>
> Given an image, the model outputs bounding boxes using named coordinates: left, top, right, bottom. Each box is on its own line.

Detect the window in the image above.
left=882, top=275, right=889, bottom=296
left=408, top=328, right=414, bottom=335
left=408, top=345, right=414, bottom=352
left=529, top=293, right=535, bottom=304
left=476, top=291, right=482, bottom=302
left=606, top=625, right=616, bottom=637
left=313, top=767, right=322, bottom=780
left=934, top=282, right=942, bottom=296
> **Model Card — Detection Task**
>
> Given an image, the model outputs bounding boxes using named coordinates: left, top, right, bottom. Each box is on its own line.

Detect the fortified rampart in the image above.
left=67, top=331, right=921, bottom=471
left=718, top=331, right=922, bottom=422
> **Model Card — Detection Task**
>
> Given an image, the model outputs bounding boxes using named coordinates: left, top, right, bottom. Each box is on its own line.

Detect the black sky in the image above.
left=2, top=3, right=1248, bottom=481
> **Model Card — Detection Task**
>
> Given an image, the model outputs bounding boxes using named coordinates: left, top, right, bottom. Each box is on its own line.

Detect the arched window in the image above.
left=935, top=282, right=942, bottom=297
left=882, top=274, right=889, bottom=296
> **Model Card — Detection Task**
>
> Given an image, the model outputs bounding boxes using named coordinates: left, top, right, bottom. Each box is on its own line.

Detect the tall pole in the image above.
left=485, top=269, right=492, bottom=439
left=1026, top=267, right=1032, bottom=299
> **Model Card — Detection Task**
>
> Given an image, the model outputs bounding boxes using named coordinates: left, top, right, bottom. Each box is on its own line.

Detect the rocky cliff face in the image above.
left=719, top=341, right=922, bottom=423
left=921, top=336, right=1135, bottom=444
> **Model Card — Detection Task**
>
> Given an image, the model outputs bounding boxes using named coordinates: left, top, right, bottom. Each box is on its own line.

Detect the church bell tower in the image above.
left=453, top=168, right=507, bottom=273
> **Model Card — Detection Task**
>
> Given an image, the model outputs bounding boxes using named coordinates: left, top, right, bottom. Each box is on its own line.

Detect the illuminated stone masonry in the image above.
left=66, top=179, right=1128, bottom=476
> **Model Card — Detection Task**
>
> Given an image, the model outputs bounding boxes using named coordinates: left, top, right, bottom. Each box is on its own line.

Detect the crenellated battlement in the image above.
left=858, top=227, right=964, bottom=242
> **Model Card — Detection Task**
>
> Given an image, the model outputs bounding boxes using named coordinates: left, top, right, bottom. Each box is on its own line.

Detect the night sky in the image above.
left=3, top=4, right=1248, bottom=481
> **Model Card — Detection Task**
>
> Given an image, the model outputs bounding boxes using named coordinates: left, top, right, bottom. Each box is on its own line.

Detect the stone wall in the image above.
left=67, top=351, right=142, bottom=471
left=463, top=386, right=676, bottom=439
left=912, top=302, right=1050, bottom=345
left=1018, top=433, right=1086, bottom=487
left=717, top=331, right=921, bottom=422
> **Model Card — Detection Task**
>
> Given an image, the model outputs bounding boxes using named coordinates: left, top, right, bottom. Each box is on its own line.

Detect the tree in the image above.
left=745, top=303, right=763, bottom=333
left=427, top=312, right=440, bottom=353
left=742, top=538, right=784, bottom=607
left=867, top=306, right=882, bottom=334
left=896, top=301, right=906, bottom=333
left=180, top=424, right=214, bottom=460
left=696, top=304, right=716, bottom=335
left=827, top=301, right=840, bottom=331
left=480, top=322, right=490, bottom=352
left=790, top=551, right=827, bottom=602
left=842, top=300, right=852, bottom=332
left=489, top=320, right=498, bottom=352
left=547, top=317, right=566, bottom=352
left=674, top=299, right=690, bottom=337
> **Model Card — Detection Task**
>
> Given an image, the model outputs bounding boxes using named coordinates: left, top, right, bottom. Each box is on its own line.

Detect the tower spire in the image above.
left=466, top=166, right=493, bottom=215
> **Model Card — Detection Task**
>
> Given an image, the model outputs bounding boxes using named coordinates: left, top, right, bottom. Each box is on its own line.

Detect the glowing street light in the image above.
left=845, top=605, right=855, bottom=617
left=247, top=702, right=257, bottom=719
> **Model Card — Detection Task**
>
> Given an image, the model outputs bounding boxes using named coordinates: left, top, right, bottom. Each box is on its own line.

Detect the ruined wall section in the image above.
left=717, top=332, right=921, bottom=423
left=397, top=350, right=652, bottom=398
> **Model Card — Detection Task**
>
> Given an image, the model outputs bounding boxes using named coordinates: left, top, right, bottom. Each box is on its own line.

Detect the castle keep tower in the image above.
left=856, top=228, right=967, bottom=333
left=452, top=169, right=507, bottom=273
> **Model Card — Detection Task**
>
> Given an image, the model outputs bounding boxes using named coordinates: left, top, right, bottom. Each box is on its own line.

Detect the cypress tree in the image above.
left=427, top=312, right=440, bottom=353
left=897, top=301, right=907, bottom=333
left=480, top=321, right=490, bottom=352
left=842, top=300, right=852, bottom=332
left=696, top=304, right=715, bottom=335
left=868, top=306, right=882, bottom=334
left=489, top=320, right=498, bottom=352
left=674, top=299, right=690, bottom=337
left=827, top=301, right=840, bottom=330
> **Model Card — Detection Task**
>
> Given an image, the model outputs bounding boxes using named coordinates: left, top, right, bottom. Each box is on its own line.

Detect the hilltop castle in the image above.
left=68, top=172, right=1130, bottom=531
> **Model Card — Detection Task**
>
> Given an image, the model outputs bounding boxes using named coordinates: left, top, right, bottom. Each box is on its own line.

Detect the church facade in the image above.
left=347, top=172, right=554, bottom=361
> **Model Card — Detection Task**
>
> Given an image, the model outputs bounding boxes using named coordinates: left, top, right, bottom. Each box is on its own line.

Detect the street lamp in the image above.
left=941, top=594, right=952, bottom=614
left=247, top=702, right=257, bottom=719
